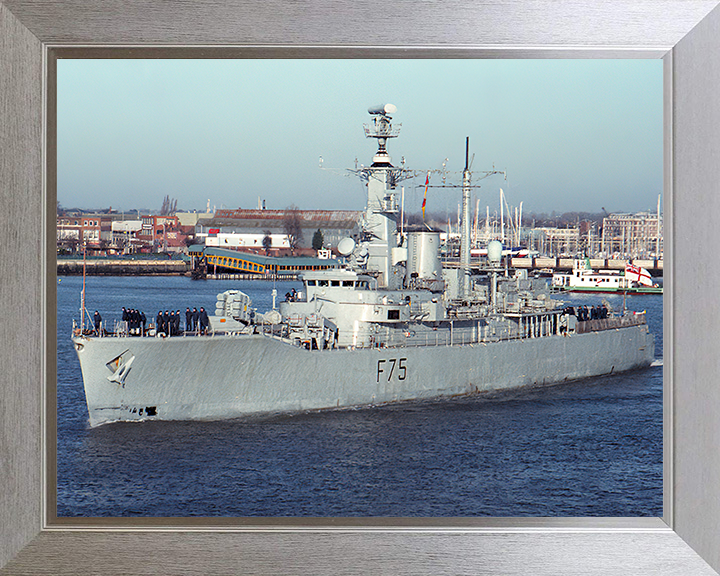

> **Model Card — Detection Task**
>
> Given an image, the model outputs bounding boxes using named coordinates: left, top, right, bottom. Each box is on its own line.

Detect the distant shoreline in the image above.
left=55, top=260, right=294, bottom=280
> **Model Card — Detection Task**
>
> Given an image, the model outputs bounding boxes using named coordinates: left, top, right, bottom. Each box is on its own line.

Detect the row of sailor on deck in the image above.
left=563, top=304, right=608, bottom=321
left=157, top=310, right=182, bottom=336
left=156, top=307, right=209, bottom=336
left=122, top=307, right=146, bottom=336
left=183, top=307, right=210, bottom=335
left=91, top=306, right=210, bottom=337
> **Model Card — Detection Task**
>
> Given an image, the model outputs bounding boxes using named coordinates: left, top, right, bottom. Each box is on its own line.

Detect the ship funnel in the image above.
left=405, top=226, right=442, bottom=286
left=368, top=103, right=397, bottom=116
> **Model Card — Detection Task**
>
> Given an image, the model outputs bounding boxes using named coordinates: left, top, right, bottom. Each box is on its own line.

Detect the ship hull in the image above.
left=74, top=325, right=655, bottom=427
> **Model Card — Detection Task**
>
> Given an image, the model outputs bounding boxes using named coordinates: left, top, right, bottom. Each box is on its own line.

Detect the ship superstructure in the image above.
left=72, top=105, right=655, bottom=426
left=270, top=105, right=571, bottom=350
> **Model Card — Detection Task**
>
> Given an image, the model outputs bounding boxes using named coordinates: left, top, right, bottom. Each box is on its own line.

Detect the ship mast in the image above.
left=457, top=139, right=505, bottom=299
left=460, top=137, right=472, bottom=299
left=80, top=241, right=87, bottom=333
left=353, top=104, right=410, bottom=287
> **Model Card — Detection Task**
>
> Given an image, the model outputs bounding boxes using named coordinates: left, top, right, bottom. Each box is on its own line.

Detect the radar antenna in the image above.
left=363, top=104, right=401, bottom=158
left=349, top=104, right=413, bottom=187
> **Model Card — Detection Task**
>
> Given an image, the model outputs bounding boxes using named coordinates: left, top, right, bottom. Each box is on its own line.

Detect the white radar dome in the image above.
left=337, top=237, right=356, bottom=256
left=487, top=240, right=503, bottom=264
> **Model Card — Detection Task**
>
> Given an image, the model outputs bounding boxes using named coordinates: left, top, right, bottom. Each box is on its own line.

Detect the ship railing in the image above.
left=252, top=320, right=567, bottom=351
left=118, top=320, right=158, bottom=338
left=258, top=321, right=293, bottom=342
left=575, top=313, right=646, bottom=334
left=377, top=325, right=523, bottom=349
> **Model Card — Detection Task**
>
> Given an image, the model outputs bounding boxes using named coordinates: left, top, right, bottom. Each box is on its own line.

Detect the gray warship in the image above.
left=72, top=104, right=655, bottom=427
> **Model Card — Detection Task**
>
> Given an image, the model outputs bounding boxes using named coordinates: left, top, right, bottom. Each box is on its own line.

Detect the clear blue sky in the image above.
left=58, top=59, right=662, bottom=217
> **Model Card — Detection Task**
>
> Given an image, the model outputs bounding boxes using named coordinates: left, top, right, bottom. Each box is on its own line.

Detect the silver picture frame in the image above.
left=2, top=1, right=720, bottom=573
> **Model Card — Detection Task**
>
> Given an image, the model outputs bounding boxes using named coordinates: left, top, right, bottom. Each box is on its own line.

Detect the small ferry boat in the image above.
left=552, top=258, right=662, bottom=294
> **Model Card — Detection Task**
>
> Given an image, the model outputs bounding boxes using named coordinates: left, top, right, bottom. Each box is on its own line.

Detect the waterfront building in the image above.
left=58, top=212, right=191, bottom=255
left=175, top=211, right=215, bottom=228
left=532, top=226, right=581, bottom=256
left=57, top=214, right=113, bottom=253
left=136, top=214, right=188, bottom=253
left=601, top=212, right=663, bottom=259
left=196, top=208, right=362, bottom=255
left=111, top=220, right=143, bottom=253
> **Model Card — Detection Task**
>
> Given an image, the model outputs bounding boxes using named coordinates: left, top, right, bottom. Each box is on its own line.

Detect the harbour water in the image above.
left=57, top=275, right=662, bottom=517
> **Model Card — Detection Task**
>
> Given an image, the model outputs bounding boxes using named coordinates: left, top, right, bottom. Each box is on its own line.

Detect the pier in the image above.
left=510, top=257, right=662, bottom=275
left=444, top=257, right=663, bottom=276
left=206, top=273, right=300, bottom=281
left=57, top=258, right=189, bottom=276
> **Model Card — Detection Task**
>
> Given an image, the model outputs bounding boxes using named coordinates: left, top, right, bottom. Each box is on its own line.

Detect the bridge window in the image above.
left=342, top=280, right=354, bottom=287
left=306, top=280, right=316, bottom=286
left=318, top=280, right=328, bottom=287
left=331, top=280, right=340, bottom=286
left=387, top=309, right=400, bottom=320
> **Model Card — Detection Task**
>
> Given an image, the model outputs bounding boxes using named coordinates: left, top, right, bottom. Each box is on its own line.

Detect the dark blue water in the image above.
left=56, top=275, right=662, bottom=517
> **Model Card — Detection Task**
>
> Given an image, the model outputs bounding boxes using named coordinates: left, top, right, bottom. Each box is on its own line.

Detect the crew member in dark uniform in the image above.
left=199, top=307, right=209, bottom=335
left=140, top=311, right=146, bottom=335
left=192, top=307, right=199, bottom=333
left=185, top=307, right=192, bottom=333
left=175, top=311, right=181, bottom=336
left=93, top=311, right=102, bottom=334
left=156, top=311, right=164, bottom=335
left=132, top=308, right=140, bottom=335
left=168, top=310, right=176, bottom=336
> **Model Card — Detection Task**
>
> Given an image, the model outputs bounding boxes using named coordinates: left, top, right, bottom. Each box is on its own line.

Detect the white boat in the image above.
left=551, top=258, right=662, bottom=294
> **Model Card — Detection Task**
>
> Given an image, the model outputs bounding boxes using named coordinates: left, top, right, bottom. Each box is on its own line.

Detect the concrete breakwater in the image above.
left=57, top=259, right=189, bottom=276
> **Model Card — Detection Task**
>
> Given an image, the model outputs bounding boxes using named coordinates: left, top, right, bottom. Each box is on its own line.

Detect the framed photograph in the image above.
left=2, top=1, right=720, bottom=574
left=53, top=56, right=665, bottom=521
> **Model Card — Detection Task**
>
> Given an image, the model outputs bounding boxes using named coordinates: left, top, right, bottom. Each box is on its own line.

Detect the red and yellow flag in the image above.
left=422, top=172, right=429, bottom=220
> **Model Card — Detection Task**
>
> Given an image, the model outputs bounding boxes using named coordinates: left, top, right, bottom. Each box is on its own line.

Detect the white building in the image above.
left=203, top=232, right=290, bottom=249
left=601, top=212, right=663, bottom=258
